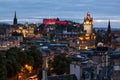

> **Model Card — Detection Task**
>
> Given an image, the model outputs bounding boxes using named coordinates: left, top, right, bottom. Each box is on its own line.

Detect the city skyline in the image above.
left=0, top=0, right=120, bottom=28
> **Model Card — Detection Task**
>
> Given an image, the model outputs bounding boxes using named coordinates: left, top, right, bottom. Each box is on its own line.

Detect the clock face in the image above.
left=86, top=21, right=89, bottom=24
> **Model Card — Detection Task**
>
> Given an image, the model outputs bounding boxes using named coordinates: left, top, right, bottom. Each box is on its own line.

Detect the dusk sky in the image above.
left=0, top=0, right=120, bottom=28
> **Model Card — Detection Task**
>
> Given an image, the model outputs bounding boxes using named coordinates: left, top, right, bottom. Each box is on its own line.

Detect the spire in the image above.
left=107, top=19, right=111, bottom=34
left=87, top=11, right=90, bottom=17
left=106, top=19, right=112, bottom=46
left=13, top=11, right=17, bottom=25
left=14, top=11, right=16, bottom=18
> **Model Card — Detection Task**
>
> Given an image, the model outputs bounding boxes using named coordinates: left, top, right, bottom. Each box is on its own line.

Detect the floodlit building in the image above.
left=83, top=11, right=93, bottom=34
left=77, top=12, right=96, bottom=50
left=15, top=25, right=34, bottom=38
left=78, top=33, right=96, bottom=50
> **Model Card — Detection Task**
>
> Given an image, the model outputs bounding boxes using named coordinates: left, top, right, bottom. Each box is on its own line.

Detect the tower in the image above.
left=106, top=20, right=112, bottom=46
left=83, top=12, right=93, bottom=34
left=13, top=11, right=17, bottom=25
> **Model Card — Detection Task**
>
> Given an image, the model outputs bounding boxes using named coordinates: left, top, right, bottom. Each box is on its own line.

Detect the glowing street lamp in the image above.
left=79, top=36, right=84, bottom=40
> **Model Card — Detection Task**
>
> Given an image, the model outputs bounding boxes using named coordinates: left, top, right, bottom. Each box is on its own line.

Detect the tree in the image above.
left=0, top=53, right=7, bottom=80
left=27, top=46, right=42, bottom=69
left=6, top=47, right=21, bottom=78
left=48, top=53, right=72, bottom=75
left=17, top=51, right=28, bottom=66
left=6, top=59, right=20, bottom=78
left=1, top=46, right=43, bottom=79
left=25, top=55, right=34, bottom=67
left=37, top=70, right=42, bottom=80
left=27, top=46, right=42, bottom=80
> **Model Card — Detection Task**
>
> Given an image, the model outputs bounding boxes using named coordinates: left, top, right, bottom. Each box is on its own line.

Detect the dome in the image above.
left=97, top=42, right=104, bottom=47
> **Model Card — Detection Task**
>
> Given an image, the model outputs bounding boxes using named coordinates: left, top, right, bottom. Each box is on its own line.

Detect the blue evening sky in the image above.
left=0, top=0, right=120, bottom=28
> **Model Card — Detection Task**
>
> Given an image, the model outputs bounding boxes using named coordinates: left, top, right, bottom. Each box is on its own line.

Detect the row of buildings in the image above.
left=0, top=11, right=117, bottom=51
left=70, top=45, right=120, bottom=80
left=0, top=11, right=120, bottom=80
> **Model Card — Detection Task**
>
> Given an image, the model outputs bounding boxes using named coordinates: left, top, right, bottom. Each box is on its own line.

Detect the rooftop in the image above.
left=48, top=74, right=77, bottom=80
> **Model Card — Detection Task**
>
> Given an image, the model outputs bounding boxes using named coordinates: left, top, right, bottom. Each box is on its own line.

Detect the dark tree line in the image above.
left=0, top=46, right=42, bottom=80
left=48, top=53, right=72, bottom=75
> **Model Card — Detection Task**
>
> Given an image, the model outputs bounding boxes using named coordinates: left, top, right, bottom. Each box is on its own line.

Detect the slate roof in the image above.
left=48, top=74, right=77, bottom=80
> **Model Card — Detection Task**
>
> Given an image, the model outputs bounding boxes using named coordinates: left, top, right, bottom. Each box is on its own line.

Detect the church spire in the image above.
left=107, top=19, right=111, bottom=34
left=13, top=11, right=17, bottom=25
left=107, top=19, right=112, bottom=46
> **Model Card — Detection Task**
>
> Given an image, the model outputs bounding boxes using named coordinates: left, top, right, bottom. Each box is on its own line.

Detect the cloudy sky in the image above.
left=0, top=0, right=120, bottom=28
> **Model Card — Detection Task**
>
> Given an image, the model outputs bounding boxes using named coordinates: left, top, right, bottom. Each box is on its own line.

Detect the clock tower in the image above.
left=83, top=12, right=93, bottom=34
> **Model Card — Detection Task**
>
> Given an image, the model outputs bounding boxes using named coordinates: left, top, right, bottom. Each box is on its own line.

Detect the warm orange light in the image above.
left=79, top=36, right=84, bottom=40
left=85, top=34, right=90, bottom=37
left=84, top=22, right=86, bottom=24
left=86, top=21, right=89, bottom=24
left=85, top=46, right=88, bottom=50
left=94, top=35, right=96, bottom=39
left=24, top=64, right=33, bottom=73
left=85, top=36, right=90, bottom=40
